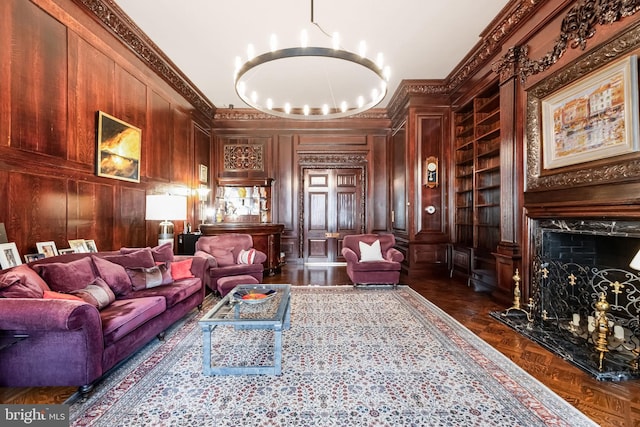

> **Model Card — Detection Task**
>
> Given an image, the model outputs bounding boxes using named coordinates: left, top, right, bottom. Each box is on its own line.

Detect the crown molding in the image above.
left=75, top=0, right=215, bottom=120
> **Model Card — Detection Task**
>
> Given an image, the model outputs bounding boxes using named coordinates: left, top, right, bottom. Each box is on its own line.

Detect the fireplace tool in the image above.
left=501, top=268, right=533, bottom=323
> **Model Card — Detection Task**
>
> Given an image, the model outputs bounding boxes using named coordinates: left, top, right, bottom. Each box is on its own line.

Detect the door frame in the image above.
left=298, top=152, right=367, bottom=259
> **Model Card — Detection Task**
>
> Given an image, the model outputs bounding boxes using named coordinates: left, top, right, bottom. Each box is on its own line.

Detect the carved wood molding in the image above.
left=297, top=153, right=368, bottom=255
left=525, top=19, right=640, bottom=191
left=387, top=0, right=542, bottom=119
left=214, top=109, right=389, bottom=121
left=75, top=0, right=215, bottom=119
left=494, top=0, right=640, bottom=83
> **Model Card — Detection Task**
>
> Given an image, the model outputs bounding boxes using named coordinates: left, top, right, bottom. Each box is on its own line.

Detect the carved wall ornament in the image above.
left=223, top=145, right=264, bottom=171
left=525, top=19, right=640, bottom=191
left=496, top=0, right=640, bottom=83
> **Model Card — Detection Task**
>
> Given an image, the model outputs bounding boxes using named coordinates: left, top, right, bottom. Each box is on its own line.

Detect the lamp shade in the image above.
left=145, top=195, right=187, bottom=221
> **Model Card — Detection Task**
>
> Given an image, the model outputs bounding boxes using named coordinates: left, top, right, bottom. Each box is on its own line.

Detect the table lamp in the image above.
left=145, top=194, right=187, bottom=247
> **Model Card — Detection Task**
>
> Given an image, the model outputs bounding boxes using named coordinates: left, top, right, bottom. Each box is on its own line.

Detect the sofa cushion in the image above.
left=120, top=243, right=174, bottom=263
left=69, top=277, right=116, bottom=310
left=210, top=248, right=235, bottom=267
left=100, top=296, right=166, bottom=347
left=92, top=256, right=131, bottom=296
left=350, top=259, right=401, bottom=272
left=170, top=259, right=194, bottom=281
left=43, top=290, right=83, bottom=301
left=126, top=264, right=171, bottom=291
left=102, top=249, right=155, bottom=270
left=359, top=240, right=384, bottom=262
left=122, top=277, right=201, bottom=308
left=0, top=264, right=50, bottom=297
left=32, top=257, right=96, bottom=293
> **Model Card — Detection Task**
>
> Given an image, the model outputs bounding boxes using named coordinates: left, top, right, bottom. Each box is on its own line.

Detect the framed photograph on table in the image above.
left=24, top=253, right=45, bottom=263
left=0, top=243, right=22, bottom=269
left=58, top=248, right=75, bottom=255
left=541, top=55, right=639, bottom=169
left=68, top=239, right=89, bottom=253
left=85, top=239, right=98, bottom=253
left=36, top=241, right=59, bottom=258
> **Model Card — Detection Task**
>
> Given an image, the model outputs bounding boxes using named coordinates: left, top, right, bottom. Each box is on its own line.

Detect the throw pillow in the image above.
left=32, top=257, right=96, bottom=293
left=170, top=258, right=194, bottom=281
left=126, top=265, right=169, bottom=291
left=43, top=290, right=83, bottom=301
left=120, top=242, right=174, bottom=263
left=237, top=248, right=256, bottom=265
left=210, top=248, right=235, bottom=267
left=92, top=256, right=132, bottom=296
left=102, top=248, right=155, bottom=270
left=70, top=277, right=115, bottom=309
left=154, top=262, right=174, bottom=284
left=0, top=265, right=47, bottom=298
left=0, top=264, right=50, bottom=292
left=359, top=240, right=385, bottom=262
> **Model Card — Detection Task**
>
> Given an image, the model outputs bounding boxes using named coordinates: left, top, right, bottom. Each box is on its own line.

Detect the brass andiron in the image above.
left=594, top=292, right=611, bottom=371
left=501, top=269, right=533, bottom=322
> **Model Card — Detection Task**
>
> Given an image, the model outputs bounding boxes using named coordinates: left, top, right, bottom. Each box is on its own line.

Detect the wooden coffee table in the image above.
left=199, top=284, right=291, bottom=375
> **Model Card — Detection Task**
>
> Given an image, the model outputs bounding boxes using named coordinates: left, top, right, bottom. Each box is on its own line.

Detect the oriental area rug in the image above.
left=69, top=286, right=597, bottom=426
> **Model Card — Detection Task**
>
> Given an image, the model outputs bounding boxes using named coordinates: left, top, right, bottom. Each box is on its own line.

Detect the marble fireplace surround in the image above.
left=494, top=218, right=640, bottom=381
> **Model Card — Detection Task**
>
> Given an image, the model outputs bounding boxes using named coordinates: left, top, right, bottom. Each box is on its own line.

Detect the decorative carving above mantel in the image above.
left=298, top=153, right=368, bottom=166
left=75, top=0, right=214, bottom=119
left=493, top=0, right=640, bottom=83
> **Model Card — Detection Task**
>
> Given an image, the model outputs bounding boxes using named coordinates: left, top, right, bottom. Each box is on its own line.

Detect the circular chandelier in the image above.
left=233, top=1, right=391, bottom=120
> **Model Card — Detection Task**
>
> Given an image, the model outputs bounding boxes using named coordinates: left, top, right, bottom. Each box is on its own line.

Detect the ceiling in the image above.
left=113, top=0, right=510, bottom=112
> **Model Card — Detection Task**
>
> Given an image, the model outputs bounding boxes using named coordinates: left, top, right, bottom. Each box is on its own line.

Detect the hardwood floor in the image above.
left=2, top=263, right=639, bottom=426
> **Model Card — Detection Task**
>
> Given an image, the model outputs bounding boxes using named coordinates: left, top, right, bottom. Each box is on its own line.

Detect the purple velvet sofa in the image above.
left=194, top=233, right=266, bottom=295
left=0, top=243, right=207, bottom=392
left=341, top=234, right=404, bottom=286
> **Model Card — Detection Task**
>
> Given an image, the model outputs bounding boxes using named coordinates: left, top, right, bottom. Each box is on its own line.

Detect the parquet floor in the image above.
left=2, top=263, right=639, bottom=426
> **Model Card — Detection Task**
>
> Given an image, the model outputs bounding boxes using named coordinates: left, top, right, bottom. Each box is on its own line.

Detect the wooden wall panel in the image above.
left=172, top=109, right=193, bottom=185
left=0, top=0, right=209, bottom=258
left=9, top=173, right=67, bottom=254
left=11, top=0, right=67, bottom=157
left=69, top=35, right=115, bottom=165
left=370, top=134, right=389, bottom=233
left=147, top=91, right=172, bottom=181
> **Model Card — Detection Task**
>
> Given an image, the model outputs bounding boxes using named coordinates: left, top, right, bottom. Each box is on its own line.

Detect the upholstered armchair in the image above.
left=194, top=233, right=266, bottom=294
left=341, top=234, right=404, bottom=287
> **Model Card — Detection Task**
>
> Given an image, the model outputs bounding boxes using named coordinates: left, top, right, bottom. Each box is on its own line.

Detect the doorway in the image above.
left=302, top=168, right=364, bottom=262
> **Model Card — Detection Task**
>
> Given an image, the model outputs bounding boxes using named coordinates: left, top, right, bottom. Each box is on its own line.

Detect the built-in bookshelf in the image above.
left=451, top=82, right=500, bottom=291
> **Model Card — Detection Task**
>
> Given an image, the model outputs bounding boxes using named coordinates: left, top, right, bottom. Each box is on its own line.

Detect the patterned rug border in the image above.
left=69, top=285, right=598, bottom=426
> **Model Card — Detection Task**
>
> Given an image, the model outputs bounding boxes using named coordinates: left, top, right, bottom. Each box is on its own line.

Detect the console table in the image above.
left=198, top=223, right=285, bottom=275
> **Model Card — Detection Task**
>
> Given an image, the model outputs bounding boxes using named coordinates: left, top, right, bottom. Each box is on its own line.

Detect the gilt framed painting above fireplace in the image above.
left=541, top=55, right=639, bottom=170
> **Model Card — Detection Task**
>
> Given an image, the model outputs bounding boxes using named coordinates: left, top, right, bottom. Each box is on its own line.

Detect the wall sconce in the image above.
left=195, top=187, right=211, bottom=224
left=423, top=156, right=439, bottom=188
left=145, top=194, right=187, bottom=247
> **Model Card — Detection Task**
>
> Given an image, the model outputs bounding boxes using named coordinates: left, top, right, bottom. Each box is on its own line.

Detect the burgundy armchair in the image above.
left=195, top=233, right=266, bottom=294
left=341, top=234, right=404, bottom=287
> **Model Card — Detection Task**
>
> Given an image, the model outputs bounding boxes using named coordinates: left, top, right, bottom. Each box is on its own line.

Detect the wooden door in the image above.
left=303, top=168, right=363, bottom=262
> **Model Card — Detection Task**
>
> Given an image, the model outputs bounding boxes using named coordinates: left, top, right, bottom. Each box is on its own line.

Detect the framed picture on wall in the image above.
left=199, top=164, right=208, bottom=183
left=541, top=55, right=639, bottom=169
left=96, top=111, right=142, bottom=183
left=36, top=241, right=59, bottom=258
left=0, top=243, right=22, bottom=269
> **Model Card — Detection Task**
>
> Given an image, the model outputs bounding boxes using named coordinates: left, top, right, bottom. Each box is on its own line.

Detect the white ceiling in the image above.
left=114, top=0, right=510, bottom=111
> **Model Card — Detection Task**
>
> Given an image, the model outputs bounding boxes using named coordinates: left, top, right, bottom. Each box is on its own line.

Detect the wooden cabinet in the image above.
left=452, top=82, right=500, bottom=291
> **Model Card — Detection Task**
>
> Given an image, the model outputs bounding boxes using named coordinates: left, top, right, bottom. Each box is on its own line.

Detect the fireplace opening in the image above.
left=492, top=219, right=640, bottom=381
